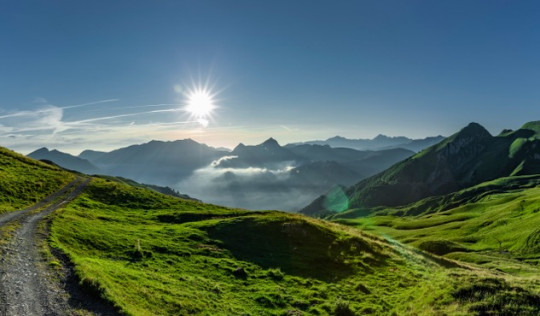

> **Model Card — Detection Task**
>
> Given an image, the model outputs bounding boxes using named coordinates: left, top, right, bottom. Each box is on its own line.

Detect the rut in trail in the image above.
left=0, top=176, right=117, bottom=316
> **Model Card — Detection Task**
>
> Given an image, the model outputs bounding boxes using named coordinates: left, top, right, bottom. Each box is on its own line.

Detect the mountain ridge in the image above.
left=301, top=120, right=540, bottom=217
left=26, top=136, right=418, bottom=211
left=287, top=134, right=445, bottom=152
left=28, top=147, right=101, bottom=175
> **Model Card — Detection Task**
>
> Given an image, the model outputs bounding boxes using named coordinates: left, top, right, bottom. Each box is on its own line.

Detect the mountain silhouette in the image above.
left=219, top=138, right=303, bottom=168
left=301, top=121, right=540, bottom=216
left=288, top=134, right=445, bottom=152
left=187, top=138, right=416, bottom=211
left=81, top=139, right=228, bottom=186
left=29, top=136, right=420, bottom=211
left=78, top=149, right=107, bottom=162
left=28, top=148, right=101, bottom=174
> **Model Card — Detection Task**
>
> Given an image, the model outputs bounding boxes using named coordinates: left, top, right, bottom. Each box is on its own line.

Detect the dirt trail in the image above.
left=0, top=177, right=89, bottom=315
left=0, top=178, right=80, bottom=226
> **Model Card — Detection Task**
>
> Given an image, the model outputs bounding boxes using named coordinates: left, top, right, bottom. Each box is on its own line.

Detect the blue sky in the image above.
left=1, top=0, right=539, bottom=154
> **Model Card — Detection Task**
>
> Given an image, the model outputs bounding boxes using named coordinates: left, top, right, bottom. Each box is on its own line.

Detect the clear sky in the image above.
left=1, top=0, right=539, bottom=154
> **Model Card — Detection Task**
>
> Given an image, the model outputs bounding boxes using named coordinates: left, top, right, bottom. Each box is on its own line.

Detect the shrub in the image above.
left=334, top=299, right=355, bottom=316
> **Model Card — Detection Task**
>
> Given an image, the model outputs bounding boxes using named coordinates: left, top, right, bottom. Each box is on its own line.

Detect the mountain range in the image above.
left=301, top=121, right=540, bottom=217
left=28, top=148, right=101, bottom=175
left=288, top=134, right=445, bottom=152
left=4, top=121, right=540, bottom=315
left=30, top=139, right=227, bottom=186
left=27, top=134, right=433, bottom=211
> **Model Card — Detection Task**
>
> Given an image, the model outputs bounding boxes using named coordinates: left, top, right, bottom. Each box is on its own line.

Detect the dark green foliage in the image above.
left=267, top=268, right=285, bottom=281
left=156, top=210, right=248, bottom=224
left=418, top=240, right=467, bottom=255
left=397, top=174, right=540, bottom=216
left=98, top=175, right=198, bottom=201
left=453, top=278, right=540, bottom=315
left=203, top=215, right=387, bottom=281
left=334, top=299, right=355, bottom=316
left=521, top=227, right=540, bottom=255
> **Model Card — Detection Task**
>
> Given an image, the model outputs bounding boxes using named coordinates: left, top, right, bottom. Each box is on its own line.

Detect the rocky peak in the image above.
left=29, top=147, right=50, bottom=155
left=232, top=143, right=246, bottom=153
left=438, top=123, right=491, bottom=158
left=456, top=122, right=492, bottom=140
left=262, top=137, right=280, bottom=148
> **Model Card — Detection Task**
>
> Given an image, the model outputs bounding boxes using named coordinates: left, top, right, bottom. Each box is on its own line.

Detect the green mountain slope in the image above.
left=1, top=146, right=538, bottom=314
left=302, top=121, right=540, bottom=216
left=45, top=176, right=539, bottom=315
left=0, top=146, right=74, bottom=214
left=334, top=175, right=540, bottom=271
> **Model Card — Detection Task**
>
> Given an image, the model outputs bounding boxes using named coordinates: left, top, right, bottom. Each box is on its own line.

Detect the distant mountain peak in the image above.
left=175, top=138, right=198, bottom=144
left=327, top=136, right=346, bottom=141
left=232, top=143, right=246, bottom=152
left=456, top=122, right=492, bottom=139
left=262, top=137, right=280, bottom=147
left=301, top=120, right=540, bottom=215
left=27, top=147, right=100, bottom=174
left=30, top=147, right=50, bottom=155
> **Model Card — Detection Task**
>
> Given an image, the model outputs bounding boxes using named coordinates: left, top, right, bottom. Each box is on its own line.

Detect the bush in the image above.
left=418, top=240, right=467, bottom=255
left=267, top=268, right=285, bottom=281
left=334, top=299, right=355, bottom=316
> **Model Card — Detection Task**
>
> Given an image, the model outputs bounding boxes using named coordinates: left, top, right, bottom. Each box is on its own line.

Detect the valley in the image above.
left=28, top=136, right=424, bottom=211
left=2, top=2, right=539, bottom=315
left=0, top=121, right=538, bottom=315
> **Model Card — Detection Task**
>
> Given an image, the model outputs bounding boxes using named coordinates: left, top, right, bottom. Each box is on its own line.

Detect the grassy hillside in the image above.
left=334, top=175, right=540, bottom=277
left=1, top=145, right=537, bottom=314
left=0, top=147, right=74, bottom=214
left=47, top=177, right=540, bottom=315
left=302, top=121, right=540, bottom=216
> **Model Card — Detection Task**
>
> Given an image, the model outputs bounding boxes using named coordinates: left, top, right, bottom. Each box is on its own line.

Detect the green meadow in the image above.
left=47, top=177, right=540, bottom=315
left=0, top=145, right=538, bottom=314
left=0, top=147, right=74, bottom=214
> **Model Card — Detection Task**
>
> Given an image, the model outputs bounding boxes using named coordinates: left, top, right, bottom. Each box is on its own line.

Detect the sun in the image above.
left=185, top=89, right=215, bottom=119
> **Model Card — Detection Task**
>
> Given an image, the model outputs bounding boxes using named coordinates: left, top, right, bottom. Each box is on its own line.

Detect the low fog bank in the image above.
left=175, top=159, right=336, bottom=212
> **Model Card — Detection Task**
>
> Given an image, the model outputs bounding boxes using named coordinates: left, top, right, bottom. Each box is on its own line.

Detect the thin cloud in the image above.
left=0, top=98, right=119, bottom=119
left=62, top=98, right=119, bottom=109
left=72, top=108, right=183, bottom=124
left=0, top=98, right=210, bottom=154
left=280, top=125, right=300, bottom=132
left=0, top=108, right=54, bottom=119
left=122, top=103, right=179, bottom=109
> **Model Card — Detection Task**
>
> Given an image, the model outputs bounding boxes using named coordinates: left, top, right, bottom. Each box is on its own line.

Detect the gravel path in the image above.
left=0, top=177, right=89, bottom=315
left=0, top=178, right=81, bottom=226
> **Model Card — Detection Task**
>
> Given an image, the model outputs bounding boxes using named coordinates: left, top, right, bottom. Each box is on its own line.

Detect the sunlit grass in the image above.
left=0, top=147, right=74, bottom=214
left=46, top=177, right=497, bottom=315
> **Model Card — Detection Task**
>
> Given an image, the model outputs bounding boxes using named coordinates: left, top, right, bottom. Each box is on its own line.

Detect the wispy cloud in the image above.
left=121, top=103, right=179, bottom=109
left=280, top=125, right=300, bottom=132
left=62, top=98, right=119, bottom=109
left=0, top=108, right=54, bottom=119
left=0, top=98, right=208, bottom=154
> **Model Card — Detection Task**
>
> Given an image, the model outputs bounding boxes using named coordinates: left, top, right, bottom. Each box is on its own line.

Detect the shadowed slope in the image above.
left=302, top=121, right=540, bottom=216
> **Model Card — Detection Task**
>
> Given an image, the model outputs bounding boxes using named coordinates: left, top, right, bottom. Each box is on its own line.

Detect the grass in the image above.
left=46, top=177, right=503, bottom=315
left=334, top=176, right=540, bottom=301
left=303, top=121, right=540, bottom=216
left=0, top=145, right=536, bottom=315
left=0, top=147, right=74, bottom=214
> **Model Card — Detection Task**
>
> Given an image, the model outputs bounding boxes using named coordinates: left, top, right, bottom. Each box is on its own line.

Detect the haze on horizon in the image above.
left=1, top=1, right=539, bottom=154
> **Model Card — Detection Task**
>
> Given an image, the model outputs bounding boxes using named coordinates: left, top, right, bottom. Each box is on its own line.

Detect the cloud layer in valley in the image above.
left=176, top=158, right=326, bottom=211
